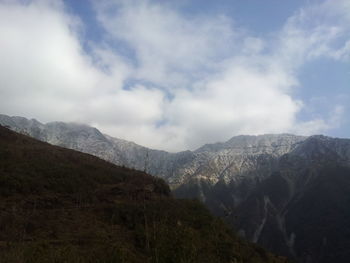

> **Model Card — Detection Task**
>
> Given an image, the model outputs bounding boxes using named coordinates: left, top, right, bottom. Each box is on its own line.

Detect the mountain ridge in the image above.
left=2, top=114, right=350, bottom=262
left=0, top=125, right=288, bottom=263
left=0, top=114, right=309, bottom=186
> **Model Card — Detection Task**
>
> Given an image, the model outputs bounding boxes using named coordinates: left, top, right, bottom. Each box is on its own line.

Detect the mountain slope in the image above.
left=0, top=125, right=287, bottom=263
left=0, top=114, right=306, bottom=187
left=2, top=114, right=350, bottom=262
left=0, top=114, right=197, bottom=183
left=175, top=135, right=350, bottom=262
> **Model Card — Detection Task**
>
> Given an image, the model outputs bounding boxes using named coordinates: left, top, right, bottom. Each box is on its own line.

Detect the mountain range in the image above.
left=0, top=124, right=287, bottom=263
left=1, top=114, right=350, bottom=262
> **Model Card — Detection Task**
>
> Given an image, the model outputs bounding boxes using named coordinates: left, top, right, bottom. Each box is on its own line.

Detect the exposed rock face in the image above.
left=0, top=114, right=178, bottom=174
left=2, top=114, right=350, bottom=262
left=0, top=114, right=305, bottom=187
left=174, top=135, right=350, bottom=263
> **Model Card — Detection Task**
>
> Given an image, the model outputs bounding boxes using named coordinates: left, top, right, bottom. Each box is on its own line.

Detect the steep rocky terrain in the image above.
left=2, top=114, right=350, bottom=262
left=174, top=135, right=350, bottom=262
left=0, top=115, right=305, bottom=187
left=0, top=125, right=287, bottom=263
left=0, top=114, right=191, bottom=182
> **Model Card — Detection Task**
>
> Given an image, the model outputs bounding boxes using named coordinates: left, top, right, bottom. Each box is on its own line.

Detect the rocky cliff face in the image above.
left=174, top=135, right=350, bottom=262
left=2, top=114, right=350, bottom=262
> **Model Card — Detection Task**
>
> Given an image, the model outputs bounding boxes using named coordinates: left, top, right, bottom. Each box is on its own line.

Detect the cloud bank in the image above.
left=0, top=0, right=349, bottom=151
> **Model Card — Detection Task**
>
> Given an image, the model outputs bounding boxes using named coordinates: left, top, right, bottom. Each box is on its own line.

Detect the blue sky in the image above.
left=0, top=0, right=349, bottom=151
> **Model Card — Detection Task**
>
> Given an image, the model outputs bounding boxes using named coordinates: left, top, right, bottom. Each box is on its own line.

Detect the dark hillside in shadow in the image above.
left=0, top=125, right=287, bottom=263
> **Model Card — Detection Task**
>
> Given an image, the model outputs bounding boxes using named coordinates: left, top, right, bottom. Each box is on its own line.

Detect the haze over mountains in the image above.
left=1, top=114, right=350, bottom=262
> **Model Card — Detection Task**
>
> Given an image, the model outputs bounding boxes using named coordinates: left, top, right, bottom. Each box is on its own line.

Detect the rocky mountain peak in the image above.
left=289, top=134, right=350, bottom=162
left=196, top=133, right=307, bottom=157
left=2, top=114, right=350, bottom=262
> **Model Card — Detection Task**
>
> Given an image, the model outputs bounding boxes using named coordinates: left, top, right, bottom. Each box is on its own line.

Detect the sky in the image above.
left=0, top=0, right=349, bottom=152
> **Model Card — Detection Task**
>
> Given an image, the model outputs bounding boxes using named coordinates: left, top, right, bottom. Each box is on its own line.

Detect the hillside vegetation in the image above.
left=0, top=126, right=287, bottom=263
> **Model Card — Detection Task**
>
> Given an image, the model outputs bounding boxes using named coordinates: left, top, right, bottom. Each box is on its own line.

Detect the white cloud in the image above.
left=292, top=105, right=345, bottom=136
left=94, top=0, right=238, bottom=88
left=0, top=0, right=163, bottom=136
left=274, top=0, right=350, bottom=66
left=163, top=66, right=301, bottom=149
left=85, top=85, right=165, bottom=126
left=0, top=0, right=349, bottom=151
